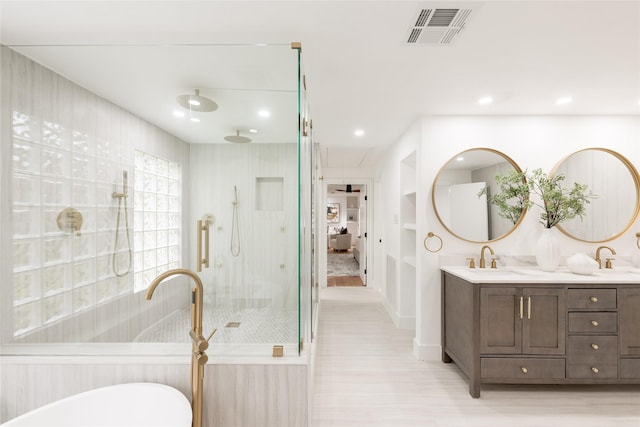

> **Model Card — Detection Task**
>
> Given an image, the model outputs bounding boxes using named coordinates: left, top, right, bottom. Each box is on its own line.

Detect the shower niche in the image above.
left=256, top=177, right=284, bottom=211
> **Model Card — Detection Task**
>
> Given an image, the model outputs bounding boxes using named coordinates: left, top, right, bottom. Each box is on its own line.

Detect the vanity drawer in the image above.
left=568, top=312, right=617, bottom=333
left=481, top=358, right=565, bottom=380
left=567, top=289, right=617, bottom=310
left=567, top=362, right=617, bottom=379
left=567, top=335, right=617, bottom=363
left=620, top=359, right=640, bottom=379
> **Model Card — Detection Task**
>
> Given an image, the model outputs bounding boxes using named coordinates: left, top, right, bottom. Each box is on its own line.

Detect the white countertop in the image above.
left=441, top=265, right=640, bottom=284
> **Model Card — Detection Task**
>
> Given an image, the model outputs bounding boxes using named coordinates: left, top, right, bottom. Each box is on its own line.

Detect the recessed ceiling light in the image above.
left=478, top=96, right=493, bottom=105
left=456, top=156, right=464, bottom=162
left=190, top=117, right=200, bottom=123
left=556, top=96, right=573, bottom=105
left=173, top=110, right=185, bottom=118
left=258, top=110, right=270, bottom=117
left=249, top=129, right=258, bottom=133
left=354, top=129, right=365, bottom=137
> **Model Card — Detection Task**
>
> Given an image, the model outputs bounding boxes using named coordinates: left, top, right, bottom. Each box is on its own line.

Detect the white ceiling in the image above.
left=2, top=1, right=639, bottom=169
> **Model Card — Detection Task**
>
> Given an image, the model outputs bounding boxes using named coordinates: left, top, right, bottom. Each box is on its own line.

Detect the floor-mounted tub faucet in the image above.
left=146, top=269, right=216, bottom=427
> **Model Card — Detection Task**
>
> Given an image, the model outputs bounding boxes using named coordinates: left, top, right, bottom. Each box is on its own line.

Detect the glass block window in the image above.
left=11, top=110, right=126, bottom=336
left=133, top=151, right=182, bottom=292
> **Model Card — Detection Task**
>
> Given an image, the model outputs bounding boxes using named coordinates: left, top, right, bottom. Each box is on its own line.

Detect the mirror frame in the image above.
left=432, top=148, right=528, bottom=243
left=551, top=147, right=640, bottom=243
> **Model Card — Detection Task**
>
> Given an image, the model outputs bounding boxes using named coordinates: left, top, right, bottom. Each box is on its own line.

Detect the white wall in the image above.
left=376, top=115, right=640, bottom=360
left=374, top=121, right=421, bottom=319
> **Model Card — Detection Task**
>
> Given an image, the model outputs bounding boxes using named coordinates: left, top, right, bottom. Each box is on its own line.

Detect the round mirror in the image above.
left=432, top=148, right=526, bottom=242
left=552, top=148, right=640, bottom=242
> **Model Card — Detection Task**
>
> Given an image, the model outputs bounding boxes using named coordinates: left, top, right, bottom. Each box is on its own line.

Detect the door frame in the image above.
left=321, top=178, right=374, bottom=288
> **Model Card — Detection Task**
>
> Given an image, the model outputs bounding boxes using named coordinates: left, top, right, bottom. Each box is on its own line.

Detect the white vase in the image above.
left=535, top=227, right=561, bottom=272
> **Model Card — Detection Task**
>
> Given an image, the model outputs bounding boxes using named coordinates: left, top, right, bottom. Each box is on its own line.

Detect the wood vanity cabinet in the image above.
left=441, top=271, right=640, bottom=397
left=480, top=287, right=565, bottom=355
left=619, top=288, right=640, bottom=377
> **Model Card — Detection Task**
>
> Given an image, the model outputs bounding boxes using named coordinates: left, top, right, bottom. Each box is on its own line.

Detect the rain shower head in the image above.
left=224, top=130, right=251, bottom=144
left=176, top=89, right=218, bottom=112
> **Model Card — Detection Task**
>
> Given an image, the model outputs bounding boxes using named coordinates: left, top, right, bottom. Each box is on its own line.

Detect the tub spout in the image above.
left=145, top=268, right=207, bottom=427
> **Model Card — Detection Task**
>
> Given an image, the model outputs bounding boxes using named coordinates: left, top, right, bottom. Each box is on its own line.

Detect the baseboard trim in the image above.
left=412, top=338, right=441, bottom=361
left=381, top=298, right=415, bottom=330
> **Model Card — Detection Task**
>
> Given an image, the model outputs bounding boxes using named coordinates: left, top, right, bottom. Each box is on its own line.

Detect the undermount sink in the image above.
left=592, top=267, right=640, bottom=275
left=446, top=266, right=532, bottom=276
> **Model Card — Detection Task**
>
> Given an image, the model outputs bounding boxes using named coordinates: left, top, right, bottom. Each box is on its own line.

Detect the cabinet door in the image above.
left=619, top=288, right=640, bottom=356
left=480, top=287, right=522, bottom=354
left=522, top=288, right=565, bottom=355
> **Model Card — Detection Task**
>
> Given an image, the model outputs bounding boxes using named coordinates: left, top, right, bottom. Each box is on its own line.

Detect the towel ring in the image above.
left=636, top=232, right=640, bottom=250
left=424, top=232, right=443, bottom=253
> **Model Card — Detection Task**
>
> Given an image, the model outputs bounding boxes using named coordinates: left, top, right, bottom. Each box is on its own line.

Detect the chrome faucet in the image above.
left=595, top=246, right=616, bottom=269
left=479, top=245, right=495, bottom=269
left=146, top=269, right=215, bottom=427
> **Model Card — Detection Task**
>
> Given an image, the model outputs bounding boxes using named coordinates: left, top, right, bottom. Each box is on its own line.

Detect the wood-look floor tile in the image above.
left=312, top=287, right=640, bottom=427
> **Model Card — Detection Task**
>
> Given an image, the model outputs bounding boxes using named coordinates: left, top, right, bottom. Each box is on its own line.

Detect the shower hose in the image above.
left=231, top=186, right=240, bottom=257
left=112, top=193, right=133, bottom=277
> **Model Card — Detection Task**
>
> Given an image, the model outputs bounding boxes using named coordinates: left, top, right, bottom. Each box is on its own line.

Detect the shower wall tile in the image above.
left=190, top=143, right=298, bottom=313
left=1, top=46, right=191, bottom=343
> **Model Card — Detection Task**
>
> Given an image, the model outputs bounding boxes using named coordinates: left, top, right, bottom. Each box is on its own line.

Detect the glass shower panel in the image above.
left=1, top=43, right=309, bottom=358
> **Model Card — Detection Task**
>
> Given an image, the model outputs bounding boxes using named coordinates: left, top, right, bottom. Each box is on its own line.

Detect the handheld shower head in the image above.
left=122, top=170, right=128, bottom=195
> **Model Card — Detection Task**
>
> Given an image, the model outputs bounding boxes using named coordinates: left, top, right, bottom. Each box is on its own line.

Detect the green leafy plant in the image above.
left=526, top=168, right=597, bottom=229
left=479, top=168, right=597, bottom=229
left=478, top=169, right=529, bottom=225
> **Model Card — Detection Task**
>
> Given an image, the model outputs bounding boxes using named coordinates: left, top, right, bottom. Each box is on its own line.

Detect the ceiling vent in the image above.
left=406, top=7, right=473, bottom=45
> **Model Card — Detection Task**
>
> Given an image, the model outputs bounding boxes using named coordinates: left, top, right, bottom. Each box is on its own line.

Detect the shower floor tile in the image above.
left=133, top=307, right=297, bottom=344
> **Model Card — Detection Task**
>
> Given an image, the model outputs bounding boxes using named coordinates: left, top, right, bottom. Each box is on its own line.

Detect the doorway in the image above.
left=326, top=183, right=367, bottom=287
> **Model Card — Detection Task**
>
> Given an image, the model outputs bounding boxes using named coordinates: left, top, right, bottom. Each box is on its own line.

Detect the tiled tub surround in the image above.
left=1, top=353, right=311, bottom=427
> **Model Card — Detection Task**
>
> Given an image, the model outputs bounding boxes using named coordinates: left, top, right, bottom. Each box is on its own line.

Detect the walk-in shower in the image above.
left=1, top=43, right=315, bottom=358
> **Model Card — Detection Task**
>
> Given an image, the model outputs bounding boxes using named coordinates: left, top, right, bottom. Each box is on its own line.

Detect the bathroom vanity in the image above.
left=441, top=266, right=640, bottom=397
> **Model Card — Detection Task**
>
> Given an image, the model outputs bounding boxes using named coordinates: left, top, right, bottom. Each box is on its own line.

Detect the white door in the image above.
left=359, top=189, right=367, bottom=285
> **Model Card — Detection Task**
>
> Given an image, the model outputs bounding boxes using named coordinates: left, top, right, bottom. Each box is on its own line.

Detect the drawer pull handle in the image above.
left=591, top=367, right=599, bottom=374
left=591, top=320, right=599, bottom=327
left=520, top=366, right=528, bottom=374
left=591, top=343, right=599, bottom=350
left=589, top=296, right=599, bottom=303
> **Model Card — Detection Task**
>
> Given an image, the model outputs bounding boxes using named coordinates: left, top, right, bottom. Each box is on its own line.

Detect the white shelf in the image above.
left=402, top=223, right=416, bottom=230
left=403, top=188, right=416, bottom=197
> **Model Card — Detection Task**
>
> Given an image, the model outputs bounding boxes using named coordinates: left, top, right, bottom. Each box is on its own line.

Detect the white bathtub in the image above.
left=0, top=383, right=192, bottom=426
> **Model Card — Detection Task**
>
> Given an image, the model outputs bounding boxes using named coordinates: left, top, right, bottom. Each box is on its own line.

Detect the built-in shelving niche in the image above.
left=256, top=177, right=284, bottom=211
left=397, top=151, right=417, bottom=329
